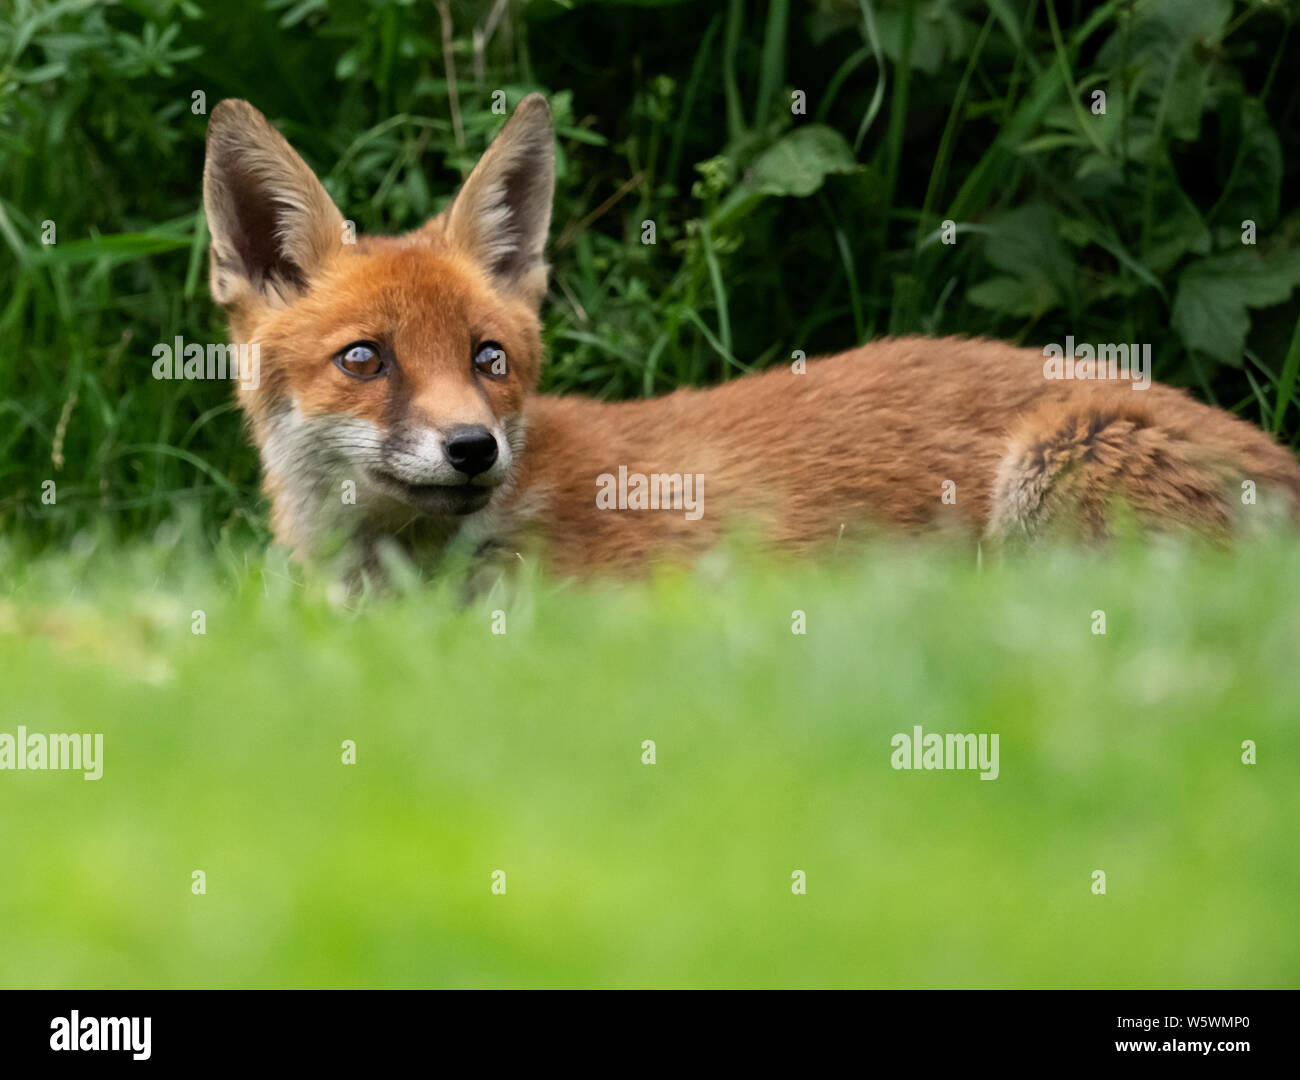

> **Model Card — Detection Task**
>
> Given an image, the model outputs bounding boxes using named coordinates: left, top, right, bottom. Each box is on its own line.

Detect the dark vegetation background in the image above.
left=3, top=0, right=1299, bottom=546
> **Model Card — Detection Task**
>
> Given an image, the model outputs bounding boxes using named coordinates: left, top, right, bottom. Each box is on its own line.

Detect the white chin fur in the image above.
left=260, top=399, right=517, bottom=545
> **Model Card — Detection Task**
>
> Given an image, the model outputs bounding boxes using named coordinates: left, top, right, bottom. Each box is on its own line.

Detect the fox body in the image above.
left=203, top=95, right=1300, bottom=580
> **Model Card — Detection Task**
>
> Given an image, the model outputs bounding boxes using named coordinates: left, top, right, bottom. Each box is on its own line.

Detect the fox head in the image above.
left=203, top=95, right=555, bottom=563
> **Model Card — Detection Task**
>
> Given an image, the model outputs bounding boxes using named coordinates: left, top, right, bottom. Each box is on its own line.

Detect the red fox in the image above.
left=203, top=94, right=1300, bottom=579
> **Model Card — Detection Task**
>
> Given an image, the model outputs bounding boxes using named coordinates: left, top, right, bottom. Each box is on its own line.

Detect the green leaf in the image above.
left=27, top=232, right=194, bottom=267
left=874, top=1, right=974, bottom=76
left=1171, top=249, right=1300, bottom=367
left=974, top=204, right=1076, bottom=316
left=1143, top=176, right=1211, bottom=274
left=1095, top=0, right=1232, bottom=145
left=742, top=125, right=860, bottom=198
left=555, top=125, right=609, bottom=147
left=1212, top=97, right=1283, bottom=229
left=967, top=276, right=1050, bottom=317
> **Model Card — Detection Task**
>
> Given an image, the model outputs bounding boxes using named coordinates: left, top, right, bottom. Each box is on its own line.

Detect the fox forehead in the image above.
left=267, top=244, right=528, bottom=357
left=240, top=242, right=543, bottom=422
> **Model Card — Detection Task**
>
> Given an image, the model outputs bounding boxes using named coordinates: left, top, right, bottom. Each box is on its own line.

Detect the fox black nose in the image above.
left=444, top=425, right=498, bottom=478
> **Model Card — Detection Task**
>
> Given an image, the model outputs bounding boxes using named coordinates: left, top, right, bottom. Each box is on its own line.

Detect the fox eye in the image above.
left=335, top=342, right=384, bottom=380
left=474, top=341, right=508, bottom=380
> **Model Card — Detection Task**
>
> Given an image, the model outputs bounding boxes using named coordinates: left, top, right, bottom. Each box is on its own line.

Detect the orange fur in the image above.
left=203, top=97, right=1300, bottom=580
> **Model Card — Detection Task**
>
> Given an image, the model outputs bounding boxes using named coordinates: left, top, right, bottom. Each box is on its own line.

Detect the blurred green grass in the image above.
left=0, top=533, right=1295, bottom=988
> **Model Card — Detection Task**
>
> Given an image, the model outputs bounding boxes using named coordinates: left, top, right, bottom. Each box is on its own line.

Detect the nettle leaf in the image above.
left=1145, top=0, right=1233, bottom=43
left=1171, top=249, right=1300, bottom=367
left=1145, top=176, right=1211, bottom=274
left=968, top=276, right=1053, bottom=317
left=1096, top=0, right=1231, bottom=145
left=969, top=204, right=1076, bottom=317
left=1214, top=97, right=1283, bottom=229
left=743, top=125, right=860, bottom=198
left=1164, top=45, right=1212, bottom=142
left=1098, top=0, right=1232, bottom=68
left=874, top=1, right=975, bottom=75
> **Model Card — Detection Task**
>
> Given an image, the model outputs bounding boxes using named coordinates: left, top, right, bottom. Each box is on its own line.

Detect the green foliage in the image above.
left=1172, top=248, right=1300, bottom=371
left=2, top=0, right=1300, bottom=546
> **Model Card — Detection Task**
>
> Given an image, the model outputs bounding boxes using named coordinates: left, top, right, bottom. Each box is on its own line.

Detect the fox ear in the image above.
left=443, top=93, right=555, bottom=307
left=203, top=99, right=344, bottom=307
